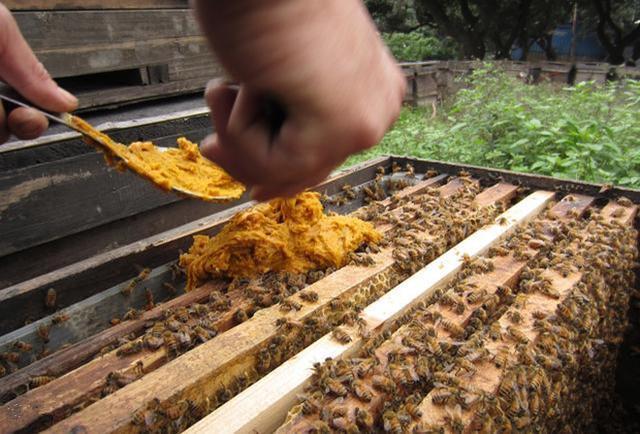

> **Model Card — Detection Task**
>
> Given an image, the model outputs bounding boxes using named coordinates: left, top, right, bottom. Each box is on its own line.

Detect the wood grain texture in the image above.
left=36, top=36, right=208, bottom=78
left=6, top=1, right=189, bottom=10
left=189, top=190, right=553, bottom=434
left=14, top=9, right=199, bottom=51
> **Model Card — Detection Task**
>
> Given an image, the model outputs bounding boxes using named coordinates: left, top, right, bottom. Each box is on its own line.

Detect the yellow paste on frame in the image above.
left=180, top=192, right=381, bottom=290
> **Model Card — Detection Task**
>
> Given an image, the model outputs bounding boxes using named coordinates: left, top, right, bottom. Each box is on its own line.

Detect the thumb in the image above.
left=0, top=4, right=77, bottom=112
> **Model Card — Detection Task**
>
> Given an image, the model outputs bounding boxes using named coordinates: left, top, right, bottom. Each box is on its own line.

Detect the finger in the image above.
left=0, top=4, right=77, bottom=113
left=251, top=167, right=333, bottom=202
left=0, top=101, right=9, bottom=144
left=202, top=88, right=274, bottom=185
left=7, top=107, right=48, bottom=140
left=204, top=80, right=238, bottom=140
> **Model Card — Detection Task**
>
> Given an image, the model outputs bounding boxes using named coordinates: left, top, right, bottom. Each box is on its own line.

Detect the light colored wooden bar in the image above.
left=185, top=190, right=554, bottom=434
left=271, top=194, right=594, bottom=432
left=42, top=181, right=510, bottom=434
left=410, top=201, right=637, bottom=432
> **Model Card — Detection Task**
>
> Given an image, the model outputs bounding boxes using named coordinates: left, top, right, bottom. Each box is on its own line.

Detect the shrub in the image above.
left=346, top=65, right=640, bottom=188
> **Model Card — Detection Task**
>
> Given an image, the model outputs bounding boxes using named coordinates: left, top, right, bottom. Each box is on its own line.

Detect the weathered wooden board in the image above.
left=186, top=190, right=554, bottom=434
left=6, top=1, right=189, bottom=10
left=73, top=76, right=213, bottom=110
left=35, top=36, right=209, bottom=78
left=14, top=10, right=200, bottom=51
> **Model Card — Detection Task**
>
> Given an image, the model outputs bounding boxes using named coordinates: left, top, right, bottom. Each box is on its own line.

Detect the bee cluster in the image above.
left=277, top=200, right=638, bottom=434
left=324, top=164, right=420, bottom=209
left=107, top=175, right=508, bottom=433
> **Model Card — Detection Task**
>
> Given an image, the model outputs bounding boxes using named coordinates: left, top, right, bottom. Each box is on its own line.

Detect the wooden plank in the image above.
left=0, top=171, right=445, bottom=402
left=1, top=176, right=452, bottom=433
left=0, top=152, right=196, bottom=257
left=5, top=1, right=189, bottom=10
left=0, top=283, right=214, bottom=405
left=186, top=191, right=554, bottom=434
left=0, top=107, right=210, bottom=155
left=408, top=201, right=637, bottom=432
left=0, top=157, right=390, bottom=333
left=41, top=180, right=506, bottom=434
left=37, top=36, right=209, bottom=78
left=272, top=194, right=594, bottom=433
left=74, top=76, right=212, bottom=110
left=14, top=10, right=200, bottom=51
left=0, top=265, right=183, bottom=362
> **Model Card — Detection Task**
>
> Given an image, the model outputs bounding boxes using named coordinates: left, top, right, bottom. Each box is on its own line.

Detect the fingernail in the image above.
left=57, top=87, right=78, bottom=108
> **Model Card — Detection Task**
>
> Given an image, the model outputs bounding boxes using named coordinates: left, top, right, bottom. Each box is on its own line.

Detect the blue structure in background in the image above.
left=512, top=24, right=606, bottom=60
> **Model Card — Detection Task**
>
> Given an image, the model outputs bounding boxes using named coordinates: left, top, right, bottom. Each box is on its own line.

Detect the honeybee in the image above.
left=51, top=312, right=70, bottom=325
left=45, top=288, right=57, bottom=308
left=506, top=310, right=523, bottom=324
left=163, top=400, right=188, bottom=420
left=116, top=340, right=143, bottom=356
left=1, top=351, right=20, bottom=363
left=123, top=308, right=141, bottom=321
left=355, top=407, right=374, bottom=429
left=383, top=409, right=402, bottom=434
left=37, top=324, right=50, bottom=343
left=331, top=327, right=352, bottom=344
left=163, top=331, right=178, bottom=356
left=440, top=319, right=465, bottom=338
left=404, top=399, right=423, bottom=419
left=372, top=374, right=395, bottom=393
left=355, top=358, right=376, bottom=378
left=532, top=310, right=547, bottom=320
left=30, top=375, right=56, bottom=388
left=466, top=288, right=488, bottom=304
left=279, top=299, right=302, bottom=312
left=325, top=378, right=347, bottom=396
left=506, top=325, right=529, bottom=344
left=299, top=290, right=319, bottom=303
left=234, top=309, right=249, bottom=323
left=352, top=380, right=372, bottom=402
left=13, top=340, right=32, bottom=352
left=110, top=318, right=121, bottom=326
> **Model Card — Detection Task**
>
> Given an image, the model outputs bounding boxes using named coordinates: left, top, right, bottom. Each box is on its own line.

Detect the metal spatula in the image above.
left=0, top=84, right=239, bottom=201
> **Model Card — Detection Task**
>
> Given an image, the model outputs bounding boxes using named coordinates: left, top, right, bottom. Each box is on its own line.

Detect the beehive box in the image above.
left=1, top=120, right=639, bottom=433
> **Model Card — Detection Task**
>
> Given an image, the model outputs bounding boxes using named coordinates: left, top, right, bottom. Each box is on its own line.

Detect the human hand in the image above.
left=193, top=0, right=405, bottom=201
left=0, top=3, right=77, bottom=144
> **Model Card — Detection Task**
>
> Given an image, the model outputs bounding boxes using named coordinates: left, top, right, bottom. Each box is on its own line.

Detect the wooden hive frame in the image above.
left=1, top=152, right=639, bottom=434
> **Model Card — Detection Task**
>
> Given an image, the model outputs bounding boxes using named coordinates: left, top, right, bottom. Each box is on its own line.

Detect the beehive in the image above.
left=0, top=156, right=638, bottom=434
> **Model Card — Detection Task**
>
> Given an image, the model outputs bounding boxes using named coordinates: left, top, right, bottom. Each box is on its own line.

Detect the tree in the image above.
left=365, top=0, right=419, bottom=33
left=412, top=0, right=573, bottom=59
left=582, top=0, right=640, bottom=64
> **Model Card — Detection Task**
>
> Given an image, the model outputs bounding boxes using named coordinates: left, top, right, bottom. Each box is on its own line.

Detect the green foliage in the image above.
left=382, top=31, right=456, bottom=61
left=345, top=65, right=640, bottom=188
